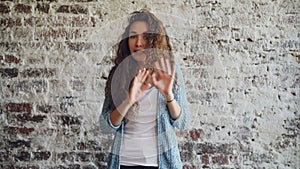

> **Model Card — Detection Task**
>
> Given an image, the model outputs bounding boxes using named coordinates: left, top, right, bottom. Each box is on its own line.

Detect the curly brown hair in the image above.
left=105, top=9, right=175, bottom=108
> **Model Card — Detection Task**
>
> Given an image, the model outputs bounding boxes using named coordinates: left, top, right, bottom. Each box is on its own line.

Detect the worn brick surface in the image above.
left=0, top=0, right=299, bottom=168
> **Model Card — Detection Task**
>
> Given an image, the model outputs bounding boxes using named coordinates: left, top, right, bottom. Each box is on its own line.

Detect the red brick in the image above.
left=0, top=42, right=19, bottom=51
left=53, top=16, right=70, bottom=27
left=71, top=16, right=93, bottom=27
left=70, top=5, right=87, bottom=14
left=6, top=103, right=32, bottom=113
left=12, top=114, right=46, bottom=123
left=75, top=152, right=93, bottom=162
left=212, top=155, right=229, bottom=165
left=7, top=140, right=31, bottom=148
left=21, top=68, right=56, bottom=78
left=0, top=68, right=18, bottom=78
left=183, top=165, right=196, bottom=169
left=183, top=54, right=214, bottom=66
left=0, top=4, right=10, bottom=13
left=0, top=151, right=11, bottom=162
left=4, top=126, right=34, bottom=135
left=57, top=152, right=92, bottom=163
left=57, top=152, right=75, bottom=162
left=14, top=151, right=31, bottom=161
left=180, top=151, right=194, bottom=162
left=24, top=17, right=38, bottom=27
left=66, top=42, right=92, bottom=52
left=4, top=55, right=21, bottom=64
left=12, top=80, right=47, bottom=93
left=196, top=143, right=234, bottom=155
left=189, top=128, right=204, bottom=141
left=15, top=4, right=31, bottom=13
left=59, top=115, right=81, bottom=126
left=82, top=165, right=97, bottom=169
left=67, top=164, right=80, bottom=169
left=36, top=3, right=50, bottom=13
left=201, top=154, right=209, bottom=164
left=76, top=140, right=102, bottom=151
left=73, top=29, right=87, bottom=40
left=15, top=165, right=39, bottom=169
left=182, top=141, right=194, bottom=152
left=76, top=0, right=94, bottom=2
left=0, top=18, right=22, bottom=27
left=8, top=18, right=22, bottom=27
left=23, top=16, right=95, bottom=27
left=35, top=28, right=72, bottom=41
left=37, top=104, right=55, bottom=114
left=57, top=5, right=87, bottom=14
left=37, top=0, right=57, bottom=2
left=27, top=55, right=45, bottom=64
left=56, top=5, right=69, bottom=13
left=33, top=151, right=51, bottom=160
left=95, top=152, right=106, bottom=162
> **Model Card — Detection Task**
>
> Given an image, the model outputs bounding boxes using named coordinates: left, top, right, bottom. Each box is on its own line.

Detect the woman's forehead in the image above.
left=129, top=21, right=148, bottom=34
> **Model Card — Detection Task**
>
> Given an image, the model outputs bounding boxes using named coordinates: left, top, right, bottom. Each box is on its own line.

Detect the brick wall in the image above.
left=0, top=0, right=299, bottom=168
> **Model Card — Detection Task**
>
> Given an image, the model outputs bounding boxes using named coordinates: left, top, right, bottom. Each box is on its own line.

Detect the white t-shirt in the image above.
left=121, top=87, right=158, bottom=166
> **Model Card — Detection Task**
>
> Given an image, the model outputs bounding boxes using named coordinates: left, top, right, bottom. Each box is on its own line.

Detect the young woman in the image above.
left=100, top=9, right=191, bottom=169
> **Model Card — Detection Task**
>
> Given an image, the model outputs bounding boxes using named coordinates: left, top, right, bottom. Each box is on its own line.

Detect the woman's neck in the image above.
left=137, top=61, right=145, bottom=69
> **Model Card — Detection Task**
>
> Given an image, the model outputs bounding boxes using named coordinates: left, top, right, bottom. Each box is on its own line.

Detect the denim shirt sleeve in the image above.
left=169, top=64, right=192, bottom=131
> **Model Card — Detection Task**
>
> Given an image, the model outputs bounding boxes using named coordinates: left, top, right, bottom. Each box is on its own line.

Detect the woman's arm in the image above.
left=150, top=58, right=184, bottom=120
left=165, top=93, right=181, bottom=120
left=169, top=64, right=191, bottom=130
left=109, top=97, right=133, bottom=127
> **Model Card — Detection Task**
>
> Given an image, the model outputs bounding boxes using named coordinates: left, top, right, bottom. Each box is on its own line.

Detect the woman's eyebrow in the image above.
left=129, top=31, right=149, bottom=35
left=129, top=31, right=137, bottom=35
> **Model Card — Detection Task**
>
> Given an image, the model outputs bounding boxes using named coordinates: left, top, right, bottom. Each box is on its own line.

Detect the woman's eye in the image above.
left=129, top=35, right=137, bottom=39
left=142, top=35, right=148, bottom=40
left=143, top=33, right=151, bottom=40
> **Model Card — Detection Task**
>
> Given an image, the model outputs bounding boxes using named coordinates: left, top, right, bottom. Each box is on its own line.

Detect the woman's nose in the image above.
left=135, top=35, right=144, bottom=47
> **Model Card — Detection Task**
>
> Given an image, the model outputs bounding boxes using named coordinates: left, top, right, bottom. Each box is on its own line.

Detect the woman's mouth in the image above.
left=134, top=50, right=144, bottom=53
left=133, top=50, right=145, bottom=56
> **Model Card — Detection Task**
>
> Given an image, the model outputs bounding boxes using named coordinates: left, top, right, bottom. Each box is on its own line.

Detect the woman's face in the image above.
left=128, top=21, right=149, bottom=63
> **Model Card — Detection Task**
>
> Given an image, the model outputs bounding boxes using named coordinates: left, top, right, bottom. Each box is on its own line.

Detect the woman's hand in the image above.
left=128, top=68, right=152, bottom=105
left=109, top=68, right=151, bottom=126
left=151, top=58, right=175, bottom=100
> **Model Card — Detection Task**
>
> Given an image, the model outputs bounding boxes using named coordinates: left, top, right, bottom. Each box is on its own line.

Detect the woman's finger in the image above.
left=141, top=82, right=152, bottom=91
left=137, top=69, right=141, bottom=76
left=151, top=72, right=158, bottom=85
left=141, top=69, right=149, bottom=82
left=171, top=63, right=176, bottom=78
left=160, top=57, right=167, bottom=73
left=134, top=69, right=143, bottom=82
left=154, top=60, right=162, bottom=74
left=165, top=58, right=171, bottom=75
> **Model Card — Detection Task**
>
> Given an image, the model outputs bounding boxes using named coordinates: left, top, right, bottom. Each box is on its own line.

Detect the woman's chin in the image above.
left=131, top=54, right=146, bottom=63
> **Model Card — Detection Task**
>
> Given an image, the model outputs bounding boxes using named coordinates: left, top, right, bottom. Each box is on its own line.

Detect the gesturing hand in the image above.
left=128, top=68, right=152, bottom=105
left=151, top=58, right=175, bottom=100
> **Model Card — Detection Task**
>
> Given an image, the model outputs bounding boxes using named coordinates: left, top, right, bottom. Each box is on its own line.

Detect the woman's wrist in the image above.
left=165, top=92, right=174, bottom=102
left=125, top=96, right=135, bottom=107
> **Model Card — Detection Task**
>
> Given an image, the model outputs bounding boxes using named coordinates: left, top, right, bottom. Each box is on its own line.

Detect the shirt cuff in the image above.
left=107, top=114, right=122, bottom=130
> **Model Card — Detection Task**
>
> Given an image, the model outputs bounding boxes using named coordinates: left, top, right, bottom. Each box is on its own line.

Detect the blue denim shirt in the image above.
left=100, top=65, right=191, bottom=169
